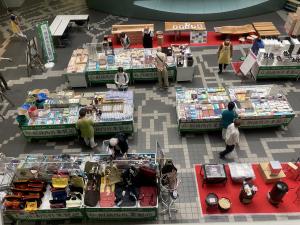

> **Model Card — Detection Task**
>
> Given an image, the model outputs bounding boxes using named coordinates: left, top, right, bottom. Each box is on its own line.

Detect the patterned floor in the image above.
left=0, top=1, right=300, bottom=224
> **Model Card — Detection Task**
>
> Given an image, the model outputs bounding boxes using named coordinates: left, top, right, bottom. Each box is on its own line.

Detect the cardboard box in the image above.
left=259, top=162, right=286, bottom=184
left=285, top=13, right=299, bottom=35
left=269, top=161, right=282, bottom=176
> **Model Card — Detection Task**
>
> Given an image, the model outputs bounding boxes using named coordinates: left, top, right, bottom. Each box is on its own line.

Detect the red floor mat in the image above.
left=195, top=164, right=300, bottom=215
left=231, top=61, right=243, bottom=75
left=111, top=31, right=243, bottom=48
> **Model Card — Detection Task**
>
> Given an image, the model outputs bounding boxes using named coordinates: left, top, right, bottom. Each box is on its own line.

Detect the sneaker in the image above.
left=91, top=143, right=98, bottom=149
left=218, top=71, right=222, bottom=74
left=6, top=87, right=11, bottom=90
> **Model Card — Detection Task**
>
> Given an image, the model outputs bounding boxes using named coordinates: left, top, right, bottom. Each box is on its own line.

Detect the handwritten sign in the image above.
left=165, top=22, right=206, bottom=31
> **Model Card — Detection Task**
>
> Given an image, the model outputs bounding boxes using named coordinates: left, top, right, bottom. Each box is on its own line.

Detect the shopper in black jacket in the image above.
left=143, top=27, right=153, bottom=48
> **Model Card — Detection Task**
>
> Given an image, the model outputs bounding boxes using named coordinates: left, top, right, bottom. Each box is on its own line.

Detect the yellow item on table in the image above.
left=25, top=201, right=38, bottom=211
left=10, top=21, right=21, bottom=34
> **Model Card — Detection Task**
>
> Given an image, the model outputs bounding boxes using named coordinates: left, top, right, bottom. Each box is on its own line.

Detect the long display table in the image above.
left=65, top=47, right=177, bottom=87
left=18, top=90, right=134, bottom=141
left=3, top=153, right=158, bottom=222
left=85, top=66, right=177, bottom=85
left=176, top=85, right=295, bottom=133
left=251, top=62, right=300, bottom=80
left=20, top=120, right=134, bottom=142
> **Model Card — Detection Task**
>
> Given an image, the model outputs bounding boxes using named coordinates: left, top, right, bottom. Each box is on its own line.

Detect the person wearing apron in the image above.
left=7, top=9, right=27, bottom=39
left=217, top=39, right=232, bottom=74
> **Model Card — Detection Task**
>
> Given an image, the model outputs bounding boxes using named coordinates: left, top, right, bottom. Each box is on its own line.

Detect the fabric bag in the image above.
left=84, top=178, right=100, bottom=207
left=51, top=188, right=67, bottom=201
left=24, top=201, right=38, bottom=211
left=104, top=164, right=122, bottom=185
left=70, top=176, right=84, bottom=188
left=52, top=175, right=69, bottom=189
left=138, top=166, right=156, bottom=186
left=84, top=161, right=98, bottom=174
left=99, top=177, right=115, bottom=207
left=139, top=186, right=157, bottom=207
left=66, top=193, right=82, bottom=208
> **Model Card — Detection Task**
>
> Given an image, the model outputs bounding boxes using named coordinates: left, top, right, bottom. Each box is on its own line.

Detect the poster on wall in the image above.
left=190, top=31, right=207, bottom=43
left=36, top=21, right=56, bottom=63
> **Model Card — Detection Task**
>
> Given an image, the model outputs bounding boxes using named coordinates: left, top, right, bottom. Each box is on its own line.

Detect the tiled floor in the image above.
left=0, top=1, right=299, bottom=224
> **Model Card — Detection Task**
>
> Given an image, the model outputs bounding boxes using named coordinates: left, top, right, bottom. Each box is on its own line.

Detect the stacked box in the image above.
left=285, top=12, right=298, bottom=35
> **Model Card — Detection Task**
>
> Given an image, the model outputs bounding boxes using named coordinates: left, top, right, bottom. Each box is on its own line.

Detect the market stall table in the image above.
left=3, top=153, right=158, bottom=222
left=195, top=163, right=300, bottom=215
left=214, top=24, right=256, bottom=35
left=253, top=22, right=280, bottom=37
left=248, top=38, right=300, bottom=80
left=50, top=15, right=89, bottom=47
left=164, top=22, right=207, bottom=43
left=176, top=85, right=295, bottom=133
left=83, top=45, right=177, bottom=85
left=17, top=90, right=134, bottom=141
left=172, top=44, right=195, bottom=82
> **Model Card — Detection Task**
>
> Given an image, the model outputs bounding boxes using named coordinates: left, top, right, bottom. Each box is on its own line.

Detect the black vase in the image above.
left=268, top=181, right=288, bottom=205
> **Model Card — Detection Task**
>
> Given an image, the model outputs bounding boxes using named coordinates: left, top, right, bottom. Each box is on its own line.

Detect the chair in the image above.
left=159, top=172, right=180, bottom=219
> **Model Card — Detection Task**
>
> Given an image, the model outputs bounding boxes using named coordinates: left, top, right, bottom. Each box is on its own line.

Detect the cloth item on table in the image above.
left=84, top=177, right=100, bottom=207
left=114, top=184, right=139, bottom=207
left=139, top=186, right=157, bottom=207
left=99, top=176, right=116, bottom=207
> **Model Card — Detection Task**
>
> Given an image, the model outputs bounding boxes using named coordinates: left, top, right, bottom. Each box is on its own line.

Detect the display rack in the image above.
left=3, top=153, right=158, bottom=222
left=176, top=85, right=295, bottom=133
left=18, top=90, right=134, bottom=141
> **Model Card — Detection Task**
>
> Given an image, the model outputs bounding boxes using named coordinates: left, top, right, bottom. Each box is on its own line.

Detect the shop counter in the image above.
left=86, top=66, right=177, bottom=85
left=86, top=69, right=118, bottom=85
left=178, top=114, right=295, bottom=133
left=251, top=62, right=300, bottom=80
left=176, top=86, right=295, bottom=133
left=130, top=66, right=176, bottom=83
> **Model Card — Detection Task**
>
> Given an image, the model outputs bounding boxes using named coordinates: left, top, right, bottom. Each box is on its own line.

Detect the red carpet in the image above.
left=111, top=31, right=246, bottom=49
left=195, top=164, right=300, bottom=215
left=231, top=61, right=243, bottom=75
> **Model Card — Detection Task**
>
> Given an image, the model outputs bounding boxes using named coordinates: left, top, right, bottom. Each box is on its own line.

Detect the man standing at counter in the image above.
left=76, top=108, right=98, bottom=149
left=155, top=47, right=169, bottom=90
left=221, top=102, right=238, bottom=140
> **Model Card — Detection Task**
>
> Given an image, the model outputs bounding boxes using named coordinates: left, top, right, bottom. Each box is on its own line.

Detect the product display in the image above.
left=176, top=85, right=295, bottom=132
left=66, top=49, right=88, bottom=73
left=176, top=87, right=229, bottom=121
left=17, top=90, right=134, bottom=141
left=228, top=163, right=256, bottom=183
left=228, top=85, right=294, bottom=118
left=86, top=47, right=175, bottom=71
left=251, top=38, right=300, bottom=80
left=2, top=153, right=159, bottom=221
